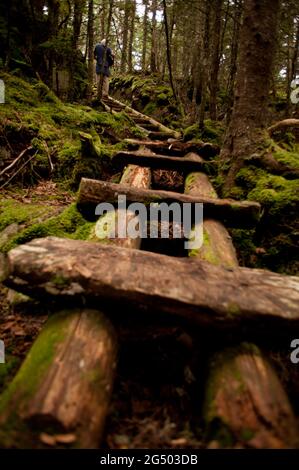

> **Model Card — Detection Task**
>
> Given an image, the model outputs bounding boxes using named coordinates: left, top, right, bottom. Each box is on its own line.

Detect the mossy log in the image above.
left=113, top=150, right=205, bottom=173
left=2, top=237, right=299, bottom=332
left=185, top=173, right=298, bottom=448
left=104, top=96, right=181, bottom=139
left=204, top=344, right=298, bottom=448
left=91, top=164, right=151, bottom=249
left=77, top=178, right=261, bottom=227
left=0, top=309, right=117, bottom=449
left=185, top=172, right=238, bottom=267
left=124, top=139, right=220, bottom=159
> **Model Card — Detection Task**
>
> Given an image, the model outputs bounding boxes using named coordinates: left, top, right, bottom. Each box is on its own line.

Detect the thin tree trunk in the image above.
left=150, top=0, right=158, bottom=73
left=128, top=0, right=136, bottom=73
left=199, top=0, right=211, bottom=128
left=162, top=0, right=177, bottom=102
left=142, top=0, right=149, bottom=71
left=209, top=0, right=223, bottom=121
left=121, top=0, right=130, bottom=72
left=97, top=0, right=114, bottom=100
left=87, top=0, right=94, bottom=99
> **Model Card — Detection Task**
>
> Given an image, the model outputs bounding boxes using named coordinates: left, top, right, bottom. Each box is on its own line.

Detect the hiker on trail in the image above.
left=94, top=39, right=114, bottom=98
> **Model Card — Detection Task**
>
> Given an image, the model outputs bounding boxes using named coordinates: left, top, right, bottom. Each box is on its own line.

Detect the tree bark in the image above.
left=121, top=0, right=130, bottom=72
left=220, top=0, right=280, bottom=193
left=87, top=0, right=94, bottom=99
left=142, top=0, right=149, bottom=71
left=209, top=0, right=224, bottom=121
left=150, top=0, right=158, bottom=73
left=0, top=309, right=117, bottom=449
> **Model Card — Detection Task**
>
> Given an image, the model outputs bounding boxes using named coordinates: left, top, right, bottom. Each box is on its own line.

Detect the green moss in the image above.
left=0, top=311, right=73, bottom=447
left=183, top=119, right=224, bottom=145
left=226, top=302, right=241, bottom=317
left=0, top=199, right=49, bottom=233
left=2, top=204, right=94, bottom=252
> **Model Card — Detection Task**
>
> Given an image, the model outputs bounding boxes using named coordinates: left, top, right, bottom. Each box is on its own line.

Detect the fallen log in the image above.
left=124, top=139, right=220, bottom=158
left=112, top=150, right=205, bottom=173
left=203, top=344, right=298, bottom=448
left=0, top=308, right=117, bottom=449
left=184, top=173, right=297, bottom=448
left=77, top=178, right=261, bottom=227
left=91, top=164, right=151, bottom=249
left=185, top=172, right=238, bottom=267
left=105, top=96, right=181, bottom=139
left=2, top=237, right=299, bottom=332
left=268, top=118, right=299, bottom=136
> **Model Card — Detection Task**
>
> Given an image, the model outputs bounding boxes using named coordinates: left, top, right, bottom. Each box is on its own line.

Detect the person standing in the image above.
left=94, top=39, right=114, bottom=98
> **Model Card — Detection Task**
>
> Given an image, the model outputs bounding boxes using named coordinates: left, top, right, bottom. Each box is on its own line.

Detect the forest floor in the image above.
left=0, top=71, right=299, bottom=448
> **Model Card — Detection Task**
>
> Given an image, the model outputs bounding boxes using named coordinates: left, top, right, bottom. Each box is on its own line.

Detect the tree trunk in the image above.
left=199, top=0, right=211, bottom=128
left=150, top=0, right=158, bottom=73
left=209, top=0, right=223, bottom=121
left=220, top=0, right=280, bottom=193
left=128, top=0, right=136, bottom=73
left=141, top=0, right=149, bottom=71
left=87, top=0, right=94, bottom=99
left=121, top=0, right=130, bottom=72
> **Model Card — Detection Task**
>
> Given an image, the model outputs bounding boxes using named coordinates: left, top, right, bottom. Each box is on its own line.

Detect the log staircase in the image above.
left=0, top=96, right=299, bottom=449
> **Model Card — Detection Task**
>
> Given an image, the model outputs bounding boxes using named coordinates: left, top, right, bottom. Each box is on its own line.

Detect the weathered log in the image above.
left=268, top=118, right=299, bottom=136
left=203, top=344, right=298, bottom=448
left=112, top=150, right=205, bottom=173
left=124, top=139, right=220, bottom=158
left=0, top=308, right=117, bottom=449
left=77, top=178, right=261, bottom=227
left=185, top=173, right=298, bottom=448
left=91, top=164, right=151, bottom=249
left=185, top=172, right=238, bottom=267
left=2, top=237, right=299, bottom=332
left=105, top=96, right=181, bottom=139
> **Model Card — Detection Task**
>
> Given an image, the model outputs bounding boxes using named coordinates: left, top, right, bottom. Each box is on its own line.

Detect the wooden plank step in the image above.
left=112, top=150, right=205, bottom=172
left=77, top=178, right=261, bottom=227
left=124, top=139, right=220, bottom=158
left=105, top=96, right=181, bottom=139
left=2, top=237, right=299, bottom=333
left=148, top=131, right=177, bottom=140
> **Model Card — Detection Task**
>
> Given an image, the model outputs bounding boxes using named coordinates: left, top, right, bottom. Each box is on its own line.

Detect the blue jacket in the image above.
left=94, top=44, right=113, bottom=77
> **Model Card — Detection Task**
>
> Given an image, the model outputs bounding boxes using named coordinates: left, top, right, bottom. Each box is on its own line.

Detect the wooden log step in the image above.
left=92, top=164, right=152, bottom=249
left=184, top=173, right=297, bottom=449
left=148, top=131, right=178, bottom=140
left=203, top=343, right=298, bottom=448
left=124, top=139, right=220, bottom=158
left=105, top=96, right=181, bottom=139
left=0, top=308, right=117, bottom=449
left=185, top=172, right=238, bottom=267
left=77, top=178, right=261, bottom=227
left=2, top=237, right=299, bottom=332
left=112, top=150, right=205, bottom=173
